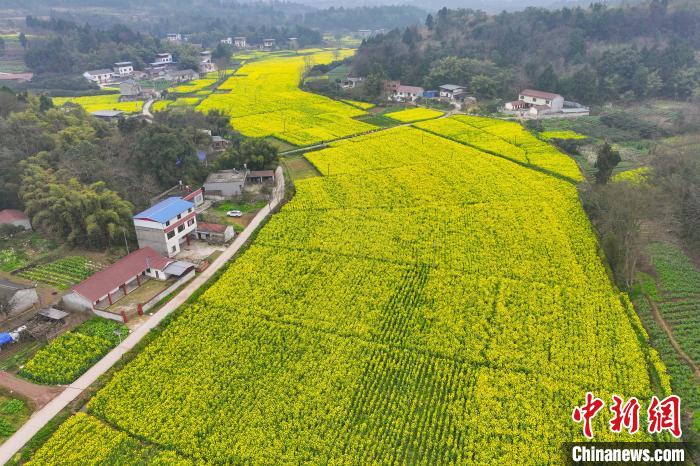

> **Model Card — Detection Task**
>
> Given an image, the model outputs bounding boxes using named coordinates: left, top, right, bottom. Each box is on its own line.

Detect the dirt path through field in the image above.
left=0, top=372, right=63, bottom=409
left=647, top=296, right=700, bottom=380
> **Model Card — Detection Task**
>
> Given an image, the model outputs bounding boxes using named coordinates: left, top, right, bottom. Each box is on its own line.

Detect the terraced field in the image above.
left=52, top=94, right=142, bottom=114
left=29, top=124, right=667, bottom=464
left=197, top=49, right=376, bottom=145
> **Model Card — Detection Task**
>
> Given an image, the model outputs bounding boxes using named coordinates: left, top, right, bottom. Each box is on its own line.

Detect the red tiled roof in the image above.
left=197, top=222, right=229, bottom=234
left=72, top=247, right=171, bottom=302
left=396, top=85, right=423, bottom=94
left=521, top=89, right=562, bottom=100
left=0, top=209, right=28, bottom=224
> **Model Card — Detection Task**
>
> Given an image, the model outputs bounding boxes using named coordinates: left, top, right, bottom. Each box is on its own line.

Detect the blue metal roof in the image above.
left=197, top=150, right=207, bottom=162
left=133, top=197, right=194, bottom=223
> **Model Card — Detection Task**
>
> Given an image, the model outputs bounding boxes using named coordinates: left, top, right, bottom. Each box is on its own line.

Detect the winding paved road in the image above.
left=0, top=167, right=284, bottom=465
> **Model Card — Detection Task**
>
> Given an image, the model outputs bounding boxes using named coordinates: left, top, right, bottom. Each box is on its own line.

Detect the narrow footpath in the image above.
left=647, top=296, right=700, bottom=380
left=0, top=167, right=285, bottom=465
left=0, top=373, right=62, bottom=410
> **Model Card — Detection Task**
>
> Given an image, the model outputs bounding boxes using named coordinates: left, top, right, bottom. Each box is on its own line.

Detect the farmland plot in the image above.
left=29, top=125, right=666, bottom=464
left=197, top=50, right=376, bottom=145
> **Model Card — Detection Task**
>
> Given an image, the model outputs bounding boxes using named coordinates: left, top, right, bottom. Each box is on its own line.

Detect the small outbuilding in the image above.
left=203, top=170, right=247, bottom=198
left=196, top=222, right=235, bottom=243
left=0, top=279, right=38, bottom=317
left=247, top=170, right=275, bottom=183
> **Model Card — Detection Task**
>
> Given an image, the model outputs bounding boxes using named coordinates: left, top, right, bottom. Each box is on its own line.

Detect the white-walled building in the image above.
left=133, top=197, right=197, bottom=257
left=263, top=38, right=275, bottom=48
left=83, top=69, right=114, bottom=84
left=392, top=85, right=424, bottom=102
left=233, top=37, right=247, bottom=48
left=439, top=84, right=467, bottom=101
left=152, top=53, right=173, bottom=65
left=504, top=89, right=588, bottom=118
left=113, top=61, right=134, bottom=77
left=199, top=51, right=217, bottom=73
left=220, top=37, right=233, bottom=45
left=166, top=33, right=182, bottom=42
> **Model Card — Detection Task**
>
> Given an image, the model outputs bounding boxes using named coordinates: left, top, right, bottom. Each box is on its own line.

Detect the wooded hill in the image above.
left=352, top=1, right=700, bottom=104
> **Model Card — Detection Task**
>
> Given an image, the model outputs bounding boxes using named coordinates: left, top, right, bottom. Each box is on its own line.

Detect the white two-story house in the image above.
left=233, top=37, right=247, bottom=48
left=133, top=197, right=197, bottom=257
left=113, top=61, right=134, bottom=77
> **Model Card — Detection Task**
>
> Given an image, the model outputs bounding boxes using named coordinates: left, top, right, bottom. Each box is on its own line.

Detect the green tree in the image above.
left=594, top=143, right=622, bottom=185
left=535, top=65, right=559, bottom=92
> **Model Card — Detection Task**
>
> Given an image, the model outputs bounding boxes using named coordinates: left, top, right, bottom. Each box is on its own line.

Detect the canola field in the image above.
left=197, top=49, right=376, bottom=145
left=29, top=124, right=667, bottom=464
left=415, top=115, right=583, bottom=181
left=385, top=107, right=443, bottom=122
left=52, top=94, right=143, bottom=114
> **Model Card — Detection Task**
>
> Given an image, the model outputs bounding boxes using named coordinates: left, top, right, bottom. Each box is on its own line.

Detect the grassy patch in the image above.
left=0, top=393, right=31, bottom=442
left=282, top=155, right=321, bottom=181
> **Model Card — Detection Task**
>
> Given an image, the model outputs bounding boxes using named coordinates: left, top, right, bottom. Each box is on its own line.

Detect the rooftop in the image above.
left=205, top=170, right=247, bottom=184
left=248, top=170, right=275, bottom=178
left=439, top=84, right=466, bottom=91
left=197, top=222, right=230, bottom=234
left=0, top=279, right=32, bottom=294
left=87, top=69, right=114, bottom=75
left=397, top=85, right=424, bottom=93
left=133, top=197, right=194, bottom=223
left=91, top=110, right=124, bottom=117
left=520, top=89, right=562, bottom=100
left=114, top=61, right=133, bottom=66
left=72, top=247, right=171, bottom=302
left=0, top=209, right=28, bottom=224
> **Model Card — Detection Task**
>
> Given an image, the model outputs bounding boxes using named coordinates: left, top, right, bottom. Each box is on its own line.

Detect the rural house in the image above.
left=166, top=33, right=182, bottom=42
left=247, top=170, right=275, bottom=183
left=83, top=68, right=114, bottom=84
left=199, top=51, right=217, bottom=73
left=0, top=279, right=38, bottom=318
left=203, top=170, right=247, bottom=198
left=392, top=85, right=424, bottom=102
left=151, top=53, right=173, bottom=66
left=113, top=61, right=134, bottom=77
left=341, top=77, right=364, bottom=89
left=196, top=222, right=235, bottom=243
left=0, top=209, right=31, bottom=230
left=504, top=89, right=589, bottom=118
left=233, top=37, right=247, bottom=48
left=119, top=79, right=142, bottom=100
left=220, top=37, right=233, bottom=45
left=439, top=84, right=467, bottom=101
left=263, top=38, right=275, bottom=48
left=133, top=197, right=197, bottom=257
left=166, top=69, right=198, bottom=83
left=63, top=247, right=194, bottom=314
left=211, top=135, right=229, bottom=151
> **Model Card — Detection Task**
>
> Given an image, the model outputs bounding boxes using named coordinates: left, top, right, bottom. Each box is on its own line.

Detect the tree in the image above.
left=215, top=139, right=278, bottom=171
left=18, top=32, right=27, bottom=49
left=535, top=65, right=559, bottom=92
left=0, top=37, right=5, bottom=58
left=581, top=182, right=650, bottom=289
left=425, top=14, right=434, bottom=30
left=134, top=125, right=203, bottom=188
left=594, top=143, right=621, bottom=184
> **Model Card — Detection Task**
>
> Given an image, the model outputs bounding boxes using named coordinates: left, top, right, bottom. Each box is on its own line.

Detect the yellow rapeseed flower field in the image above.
left=385, top=107, right=443, bottom=122
left=197, top=50, right=376, bottom=145
left=29, top=123, right=668, bottom=464
left=52, top=94, right=143, bottom=114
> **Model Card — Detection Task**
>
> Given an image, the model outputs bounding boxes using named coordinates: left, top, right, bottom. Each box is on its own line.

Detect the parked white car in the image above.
left=226, top=210, right=243, bottom=217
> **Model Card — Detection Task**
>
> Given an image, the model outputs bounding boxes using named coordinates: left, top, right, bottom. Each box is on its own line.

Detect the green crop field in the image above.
left=17, top=256, right=102, bottom=289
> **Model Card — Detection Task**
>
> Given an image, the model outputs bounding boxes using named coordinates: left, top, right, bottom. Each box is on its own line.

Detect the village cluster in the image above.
left=0, top=167, right=276, bottom=331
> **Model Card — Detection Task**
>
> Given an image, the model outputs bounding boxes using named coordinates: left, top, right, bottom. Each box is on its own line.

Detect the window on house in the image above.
left=165, top=220, right=170, bottom=226
left=187, top=219, right=194, bottom=226
left=167, top=231, right=175, bottom=239
left=178, top=224, right=185, bottom=233
left=546, top=100, right=550, bottom=104
left=177, top=214, right=182, bottom=220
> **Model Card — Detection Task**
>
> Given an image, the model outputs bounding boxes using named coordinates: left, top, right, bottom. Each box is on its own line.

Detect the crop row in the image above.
left=18, top=256, right=101, bottom=289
